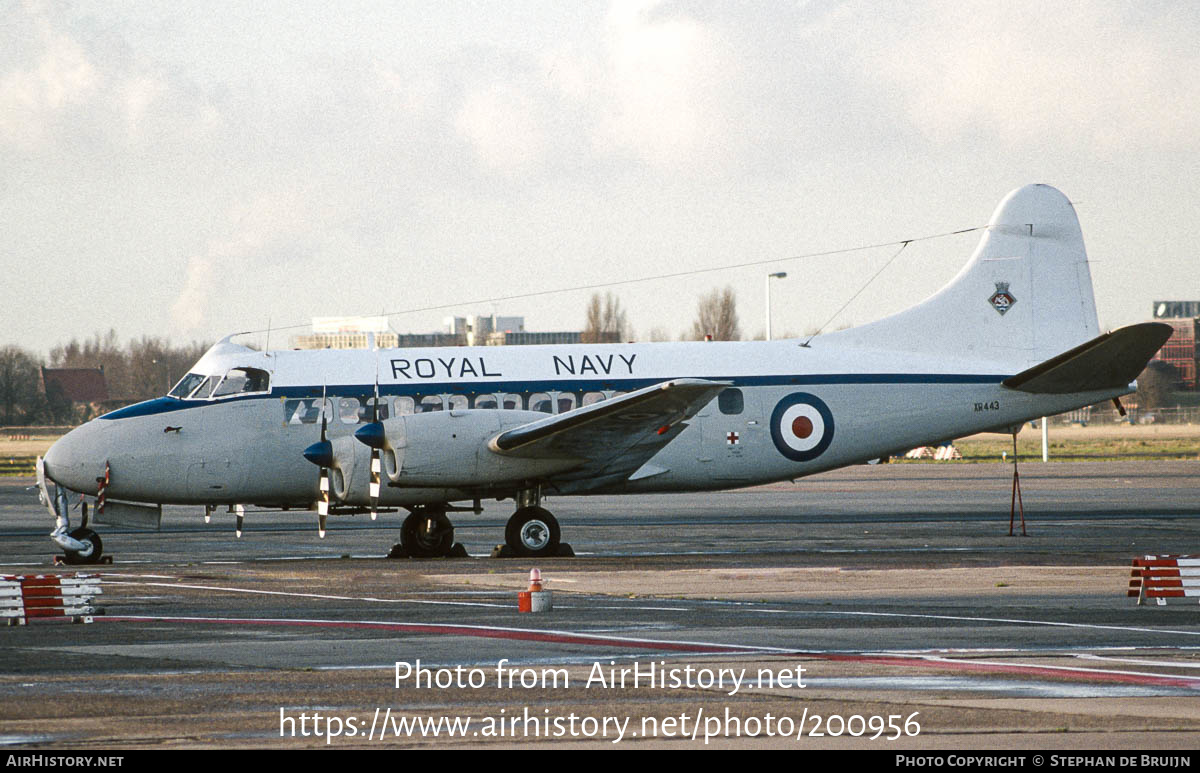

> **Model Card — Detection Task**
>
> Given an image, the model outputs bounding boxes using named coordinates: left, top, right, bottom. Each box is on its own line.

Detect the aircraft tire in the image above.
left=62, top=527, right=103, bottom=565
left=401, top=510, right=455, bottom=558
left=505, top=507, right=560, bottom=557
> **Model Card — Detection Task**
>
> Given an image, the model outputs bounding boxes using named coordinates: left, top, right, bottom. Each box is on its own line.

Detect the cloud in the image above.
left=595, top=0, right=744, bottom=169
left=170, top=191, right=318, bottom=334
left=454, top=81, right=547, bottom=171
left=0, top=5, right=99, bottom=148
left=854, top=1, right=1200, bottom=152
left=0, top=2, right=219, bottom=153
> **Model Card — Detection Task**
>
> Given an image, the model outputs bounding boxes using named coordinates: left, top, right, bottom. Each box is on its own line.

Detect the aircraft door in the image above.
left=696, top=387, right=765, bottom=484
left=185, top=400, right=260, bottom=500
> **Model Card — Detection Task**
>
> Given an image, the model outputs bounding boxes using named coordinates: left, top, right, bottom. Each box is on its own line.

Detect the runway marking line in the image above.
left=99, top=579, right=508, bottom=608
left=101, top=575, right=1200, bottom=638
left=1074, top=653, right=1200, bottom=670
left=746, top=608, right=1200, bottom=639
left=94, top=614, right=1200, bottom=689
left=96, top=615, right=766, bottom=655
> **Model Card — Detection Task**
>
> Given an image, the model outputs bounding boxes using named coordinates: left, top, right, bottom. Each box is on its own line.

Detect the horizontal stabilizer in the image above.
left=1001, top=322, right=1173, bottom=394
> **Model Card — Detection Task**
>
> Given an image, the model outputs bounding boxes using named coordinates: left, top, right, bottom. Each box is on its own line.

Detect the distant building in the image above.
left=292, top=331, right=401, bottom=349
left=41, top=367, right=109, bottom=404
left=445, top=315, right=525, bottom=346
left=1152, top=301, right=1200, bottom=319
left=486, top=330, right=621, bottom=346
left=290, top=313, right=594, bottom=350
left=1149, top=302, right=1198, bottom=389
left=41, top=367, right=110, bottom=420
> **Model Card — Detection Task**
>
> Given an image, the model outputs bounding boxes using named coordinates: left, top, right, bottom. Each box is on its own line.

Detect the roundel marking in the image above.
left=770, top=392, right=834, bottom=462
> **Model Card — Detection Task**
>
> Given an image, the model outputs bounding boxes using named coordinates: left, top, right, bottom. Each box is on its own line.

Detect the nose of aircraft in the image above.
left=43, top=421, right=106, bottom=494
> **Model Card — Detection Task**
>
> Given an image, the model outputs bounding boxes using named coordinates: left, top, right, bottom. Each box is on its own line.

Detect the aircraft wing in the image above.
left=489, top=378, right=728, bottom=490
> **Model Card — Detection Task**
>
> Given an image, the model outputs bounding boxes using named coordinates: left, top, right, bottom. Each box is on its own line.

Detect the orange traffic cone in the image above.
left=518, top=568, right=552, bottom=613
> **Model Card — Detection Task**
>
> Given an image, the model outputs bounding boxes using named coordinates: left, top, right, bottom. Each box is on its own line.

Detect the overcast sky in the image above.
left=3, top=0, right=1197, bottom=356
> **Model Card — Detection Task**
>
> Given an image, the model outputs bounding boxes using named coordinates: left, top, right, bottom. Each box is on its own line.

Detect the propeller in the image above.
left=301, top=386, right=333, bottom=538
left=368, top=379, right=382, bottom=520
left=353, top=382, right=389, bottom=523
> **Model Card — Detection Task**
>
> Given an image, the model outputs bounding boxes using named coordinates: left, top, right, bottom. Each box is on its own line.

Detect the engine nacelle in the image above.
left=326, top=434, right=370, bottom=503
left=370, top=409, right=578, bottom=488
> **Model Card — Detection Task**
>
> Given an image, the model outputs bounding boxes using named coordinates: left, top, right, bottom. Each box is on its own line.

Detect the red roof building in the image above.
left=41, top=368, right=109, bottom=404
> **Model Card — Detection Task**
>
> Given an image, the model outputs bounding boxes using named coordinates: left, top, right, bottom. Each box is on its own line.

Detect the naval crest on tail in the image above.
left=989, top=281, right=1016, bottom=315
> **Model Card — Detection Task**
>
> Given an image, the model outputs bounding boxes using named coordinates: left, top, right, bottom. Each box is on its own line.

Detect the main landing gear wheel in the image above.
left=505, top=506, right=561, bottom=558
left=62, top=527, right=103, bottom=565
left=400, top=509, right=455, bottom=558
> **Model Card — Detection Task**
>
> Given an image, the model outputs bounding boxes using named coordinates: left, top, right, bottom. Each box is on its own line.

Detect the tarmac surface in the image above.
left=1, top=460, right=1199, bottom=749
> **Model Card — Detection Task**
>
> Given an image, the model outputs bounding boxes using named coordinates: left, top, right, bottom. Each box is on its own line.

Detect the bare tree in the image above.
left=50, top=330, right=210, bottom=401
left=50, top=329, right=127, bottom=397
left=126, top=337, right=211, bottom=400
left=581, top=292, right=629, bottom=343
left=0, top=346, right=43, bottom=425
left=688, top=287, right=742, bottom=341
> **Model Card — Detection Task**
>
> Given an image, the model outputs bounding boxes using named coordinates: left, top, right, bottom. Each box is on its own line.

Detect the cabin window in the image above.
left=501, top=393, right=522, bottom=410
left=555, top=393, right=577, bottom=414
left=529, top=392, right=552, bottom=413
left=337, top=397, right=360, bottom=425
left=283, top=398, right=330, bottom=425
left=169, top=373, right=205, bottom=399
left=394, top=396, right=415, bottom=416
left=582, top=392, right=606, bottom=406
left=473, top=394, right=498, bottom=410
left=358, top=397, right=389, bottom=422
left=212, top=367, right=270, bottom=397
left=718, top=388, right=744, bottom=415
left=417, top=395, right=443, bottom=413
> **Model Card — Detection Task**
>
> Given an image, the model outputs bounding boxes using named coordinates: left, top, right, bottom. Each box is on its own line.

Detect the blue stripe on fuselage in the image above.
left=98, top=373, right=1009, bottom=421
left=98, top=395, right=259, bottom=420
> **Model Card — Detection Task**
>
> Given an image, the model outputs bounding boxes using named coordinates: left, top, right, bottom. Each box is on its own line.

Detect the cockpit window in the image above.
left=212, top=367, right=271, bottom=397
left=168, top=373, right=206, bottom=398
left=192, top=375, right=219, bottom=399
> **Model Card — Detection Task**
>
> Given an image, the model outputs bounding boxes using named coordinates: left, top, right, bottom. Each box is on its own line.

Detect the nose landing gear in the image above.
left=60, top=527, right=104, bottom=566
left=40, top=457, right=109, bottom=565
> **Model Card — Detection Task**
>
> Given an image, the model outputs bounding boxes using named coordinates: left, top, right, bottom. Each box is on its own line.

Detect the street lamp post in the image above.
left=766, top=272, right=787, bottom=340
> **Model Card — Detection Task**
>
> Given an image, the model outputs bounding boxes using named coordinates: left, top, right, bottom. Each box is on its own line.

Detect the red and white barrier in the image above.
left=1128, top=555, right=1200, bottom=606
left=0, top=573, right=103, bottom=625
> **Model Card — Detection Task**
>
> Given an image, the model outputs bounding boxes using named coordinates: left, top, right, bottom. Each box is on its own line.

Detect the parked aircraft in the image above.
left=38, top=184, right=1171, bottom=562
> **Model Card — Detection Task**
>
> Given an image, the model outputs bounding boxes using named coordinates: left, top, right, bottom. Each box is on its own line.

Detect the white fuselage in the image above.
left=42, top=335, right=1126, bottom=507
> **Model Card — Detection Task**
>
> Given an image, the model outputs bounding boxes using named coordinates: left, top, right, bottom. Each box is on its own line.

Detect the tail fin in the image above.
left=830, top=184, right=1100, bottom=370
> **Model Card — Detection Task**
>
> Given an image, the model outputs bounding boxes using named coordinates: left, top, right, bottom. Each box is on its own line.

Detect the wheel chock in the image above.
left=52, top=555, right=112, bottom=566
left=386, top=543, right=468, bottom=559
left=491, top=543, right=574, bottom=558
